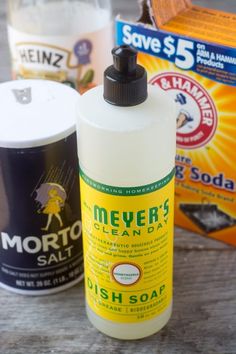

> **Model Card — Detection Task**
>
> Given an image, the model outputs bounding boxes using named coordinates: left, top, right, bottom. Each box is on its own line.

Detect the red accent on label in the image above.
left=150, top=72, right=218, bottom=149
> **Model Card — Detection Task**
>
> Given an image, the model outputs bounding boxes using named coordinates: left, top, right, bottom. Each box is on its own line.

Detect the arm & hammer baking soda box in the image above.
left=116, top=0, right=236, bottom=246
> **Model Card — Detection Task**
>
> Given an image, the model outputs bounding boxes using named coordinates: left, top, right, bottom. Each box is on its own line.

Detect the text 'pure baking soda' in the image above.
left=7, top=0, right=112, bottom=94
left=0, top=80, right=83, bottom=295
left=117, top=0, right=236, bottom=246
left=77, top=45, right=176, bottom=339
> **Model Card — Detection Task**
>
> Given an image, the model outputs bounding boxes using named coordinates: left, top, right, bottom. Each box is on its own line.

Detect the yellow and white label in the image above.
left=80, top=169, right=175, bottom=323
left=8, top=24, right=112, bottom=93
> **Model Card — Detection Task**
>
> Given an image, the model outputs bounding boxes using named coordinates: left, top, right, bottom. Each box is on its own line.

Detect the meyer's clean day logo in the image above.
left=150, top=73, right=218, bottom=149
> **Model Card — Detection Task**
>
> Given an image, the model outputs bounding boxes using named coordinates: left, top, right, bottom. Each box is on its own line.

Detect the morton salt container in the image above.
left=0, top=80, right=83, bottom=295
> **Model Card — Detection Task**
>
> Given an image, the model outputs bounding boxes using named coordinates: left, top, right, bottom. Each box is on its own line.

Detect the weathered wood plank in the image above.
left=0, top=230, right=235, bottom=354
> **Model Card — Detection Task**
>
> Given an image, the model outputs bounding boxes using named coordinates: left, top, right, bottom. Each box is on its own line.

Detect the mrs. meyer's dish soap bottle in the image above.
left=7, top=0, right=112, bottom=94
left=77, top=45, right=176, bottom=339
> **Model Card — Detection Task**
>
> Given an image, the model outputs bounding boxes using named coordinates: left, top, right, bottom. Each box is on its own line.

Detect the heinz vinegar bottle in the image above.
left=7, top=0, right=113, bottom=93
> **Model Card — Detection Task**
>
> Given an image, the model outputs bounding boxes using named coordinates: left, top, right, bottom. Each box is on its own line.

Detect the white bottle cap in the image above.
left=0, top=80, right=79, bottom=148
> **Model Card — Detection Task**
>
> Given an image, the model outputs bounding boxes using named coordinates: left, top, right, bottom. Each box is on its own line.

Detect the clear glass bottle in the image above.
left=7, top=0, right=113, bottom=93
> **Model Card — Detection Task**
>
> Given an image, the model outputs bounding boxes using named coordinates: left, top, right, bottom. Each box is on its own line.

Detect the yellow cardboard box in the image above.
left=116, top=0, right=236, bottom=246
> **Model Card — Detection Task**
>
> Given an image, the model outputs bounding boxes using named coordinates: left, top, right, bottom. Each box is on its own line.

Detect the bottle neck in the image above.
left=8, top=0, right=111, bottom=34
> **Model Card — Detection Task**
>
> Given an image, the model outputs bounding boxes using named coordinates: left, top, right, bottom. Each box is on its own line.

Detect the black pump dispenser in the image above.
left=104, top=45, right=148, bottom=107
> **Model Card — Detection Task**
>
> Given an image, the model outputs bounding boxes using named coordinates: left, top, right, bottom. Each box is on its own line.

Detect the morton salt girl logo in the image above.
left=35, top=183, right=66, bottom=231
left=150, top=73, right=218, bottom=149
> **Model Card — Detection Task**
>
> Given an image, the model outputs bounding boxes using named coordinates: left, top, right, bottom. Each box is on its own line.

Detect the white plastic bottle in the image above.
left=7, top=0, right=112, bottom=93
left=77, top=45, right=176, bottom=339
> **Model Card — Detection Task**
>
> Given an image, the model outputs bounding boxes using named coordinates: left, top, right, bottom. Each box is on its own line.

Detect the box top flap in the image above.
left=149, top=0, right=191, bottom=27
left=143, top=0, right=236, bottom=47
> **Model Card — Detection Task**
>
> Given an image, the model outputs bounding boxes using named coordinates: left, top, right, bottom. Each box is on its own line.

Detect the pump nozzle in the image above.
left=104, top=45, right=147, bottom=107
left=112, top=45, right=137, bottom=75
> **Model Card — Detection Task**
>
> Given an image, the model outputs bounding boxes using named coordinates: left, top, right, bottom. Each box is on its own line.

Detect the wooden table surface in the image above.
left=0, top=1, right=236, bottom=353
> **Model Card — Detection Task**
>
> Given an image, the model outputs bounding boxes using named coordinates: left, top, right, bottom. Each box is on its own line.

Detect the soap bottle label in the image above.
left=80, top=168, right=175, bottom=323
left=8, top=24, right=113, bottom=94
